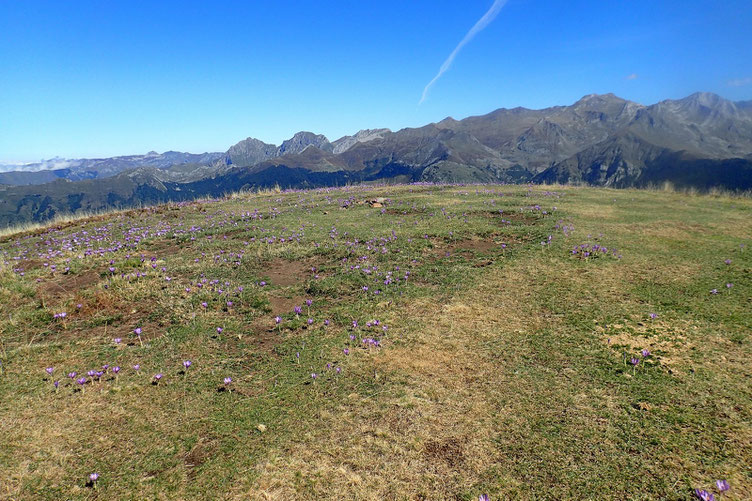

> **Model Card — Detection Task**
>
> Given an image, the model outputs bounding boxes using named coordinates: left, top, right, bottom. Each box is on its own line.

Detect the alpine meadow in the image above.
left=1, top=1, right=752, bottom=500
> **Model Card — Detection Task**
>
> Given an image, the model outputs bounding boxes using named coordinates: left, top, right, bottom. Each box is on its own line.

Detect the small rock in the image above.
left=256, top=424, right=267, bottom=433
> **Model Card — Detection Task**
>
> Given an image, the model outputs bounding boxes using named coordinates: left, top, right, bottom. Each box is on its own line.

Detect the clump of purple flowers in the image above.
left=571, top=242, right=620, bottom=260
left=694, top=480, right=730, bottom=500
left=695, top=489, right=714, bottom=501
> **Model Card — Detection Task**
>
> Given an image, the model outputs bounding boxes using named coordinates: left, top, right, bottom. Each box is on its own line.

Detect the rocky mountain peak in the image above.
left=331, top=128, right=391, bottom=154
left=278, top=132, right=332, bottom=155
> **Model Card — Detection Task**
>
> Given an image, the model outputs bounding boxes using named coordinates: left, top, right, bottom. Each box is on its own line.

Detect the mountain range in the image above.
left=2, top=91, right=752, bottom=226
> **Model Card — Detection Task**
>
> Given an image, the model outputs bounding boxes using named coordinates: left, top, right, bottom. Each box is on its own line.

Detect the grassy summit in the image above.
left=0, top=184, right=749, bottom=500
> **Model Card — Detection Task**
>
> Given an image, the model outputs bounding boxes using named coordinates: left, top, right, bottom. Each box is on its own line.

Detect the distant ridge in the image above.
left=2, top=91, right=752, bottom=226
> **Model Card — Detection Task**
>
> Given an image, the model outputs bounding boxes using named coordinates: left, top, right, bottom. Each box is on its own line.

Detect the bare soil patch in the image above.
left=40, top=270, right=100, bottom=300
left=267, top=294, right=305, bottom=316
left=249, top=316, right=286, bottom=352
left=423, top=438, right=465, bottom=470
left=261, top=259, right=309, bottom=287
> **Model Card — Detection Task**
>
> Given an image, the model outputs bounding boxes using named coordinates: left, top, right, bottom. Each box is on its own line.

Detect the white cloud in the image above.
left=419, top=0, right=509, bottom=105
left=625, top=73, right=638, bottom=80
left=727, top=77, right=752, bottom=87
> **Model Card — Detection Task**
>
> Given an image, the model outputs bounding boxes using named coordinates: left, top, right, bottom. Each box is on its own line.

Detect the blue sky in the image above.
left=1, top=0, right=751, bottom=162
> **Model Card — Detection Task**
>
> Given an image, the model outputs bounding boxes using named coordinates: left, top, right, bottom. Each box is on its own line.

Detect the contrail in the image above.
left=419, top=0, right=509, bottom=105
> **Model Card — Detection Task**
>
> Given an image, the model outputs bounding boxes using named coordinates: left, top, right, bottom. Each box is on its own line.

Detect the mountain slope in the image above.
left=0, top=151, right=226, bottom=185
left=3, top=91, right=752, bottom=227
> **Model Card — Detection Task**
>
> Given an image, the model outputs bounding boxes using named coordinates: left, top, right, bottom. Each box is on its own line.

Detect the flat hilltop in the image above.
left=0, top=184, right=749, bottom=500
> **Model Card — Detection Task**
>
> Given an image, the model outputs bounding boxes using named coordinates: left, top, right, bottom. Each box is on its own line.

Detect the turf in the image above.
left=0, top=184, right=749, bottom=500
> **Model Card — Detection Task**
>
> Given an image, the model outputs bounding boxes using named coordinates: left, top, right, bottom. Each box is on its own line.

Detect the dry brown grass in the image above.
left=242, top=241, right=752, bottom=499
left=244, top=258, right=565, bottom=500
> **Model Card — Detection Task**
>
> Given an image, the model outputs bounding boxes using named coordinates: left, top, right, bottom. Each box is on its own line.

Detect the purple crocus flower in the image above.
left=223, top=377, right=232, bottom=385
left=275, top=316, right=282, bottom=325
left=649, top=313, right=658, bottom=319
left=710, top=289, right=718, bottom=295
left=114, top=337, right=122, bottom=344
left=68, top=372, right=77, bottom=379
left=134, top=327, right=144, bottom=346
left=695, top=489, right=715, bottom=501
left=479, top=495, right=490, bottom=501
left=311, top=373, right=317, bottom=380
left=642, top=349, right=650, bottom=358
left=153, top=373, right=163, bottom=382
left=716, top=480, right=729, bottom=492
left=112, top=366, right=120, bottom=374
left=294, top=306, right=302, bottom=315
left=77, top=377, right=87, bottom=385
left=216, top=327, right=223, bottom=334
left=183, top=360, right=192, bottom=369
left=630, top=358, right=639, bottom=366
left=133, top=364, right=140, bottom=372
left=726, top=283, right=733, bottom=288
left=89, top=472, right=99, bottom=482
left=306, top=299, right=312, bottom=307
left=45, top=367, right=54, bottom=375
left=307, top=318, right=313, bottom=325
left=53, top=380, right=59, bottom=389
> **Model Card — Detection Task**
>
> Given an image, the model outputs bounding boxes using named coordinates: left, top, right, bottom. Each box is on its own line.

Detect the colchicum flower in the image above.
left=716, top=479, right=729, bottom=492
